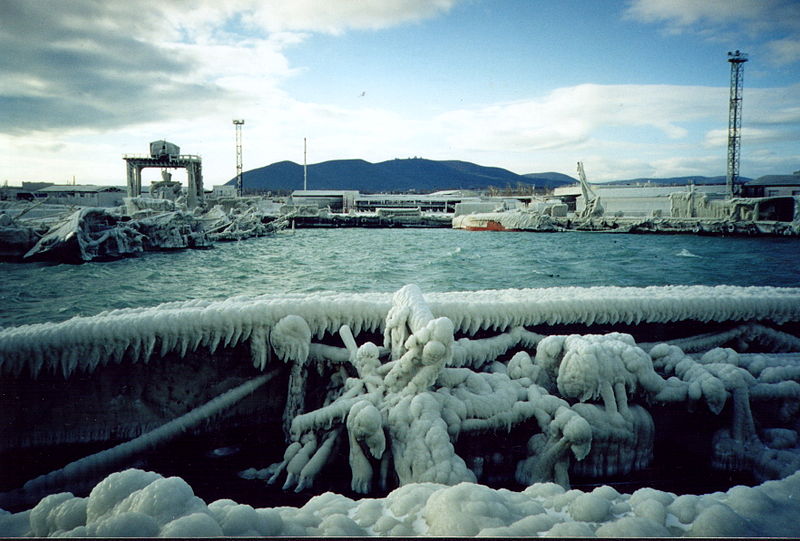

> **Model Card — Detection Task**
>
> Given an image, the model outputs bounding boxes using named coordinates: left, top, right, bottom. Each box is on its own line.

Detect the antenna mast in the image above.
left=233, top=119, right=245, bottom=197
left=726, top=50, right=747, bottom=198
left=303, top=137, right=308, bottom=191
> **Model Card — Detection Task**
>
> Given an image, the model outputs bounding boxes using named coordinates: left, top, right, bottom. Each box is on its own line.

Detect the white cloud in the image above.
left=243, top=0, right=461, bottom=34
left=625, top=0, right=771, bottom=27
left=767, top=38, right=800, bottom=66
left=2, top=0, right=797, bottom=186
left=436, top=84, right=726, bottom=153
left=429, top=82, right=800, bottom=180
left=6, top=78, right=798, bottom=185
left=624, top=0, right=800, bottom=67
left=624, top=0, right=800, bottom=32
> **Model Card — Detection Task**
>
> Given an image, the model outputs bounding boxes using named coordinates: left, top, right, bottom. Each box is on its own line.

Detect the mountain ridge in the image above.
left=227, top=158, right=744, bottom=193
left=228, top=158, right=574, bottom=193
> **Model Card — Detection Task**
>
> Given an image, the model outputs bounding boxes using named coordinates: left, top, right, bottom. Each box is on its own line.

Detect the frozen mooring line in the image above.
left=2, top=284, right=800, bottom=536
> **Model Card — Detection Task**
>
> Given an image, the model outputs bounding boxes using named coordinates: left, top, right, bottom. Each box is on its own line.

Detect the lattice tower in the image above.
left=726, top=51, right=747, bottom=198
left=233, top=119, right=245, bottom=197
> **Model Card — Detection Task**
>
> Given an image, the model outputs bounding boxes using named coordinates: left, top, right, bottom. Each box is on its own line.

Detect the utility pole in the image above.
left=233, top=119, right=245, bottom=196
left=726, top=50, right=747, bottom=198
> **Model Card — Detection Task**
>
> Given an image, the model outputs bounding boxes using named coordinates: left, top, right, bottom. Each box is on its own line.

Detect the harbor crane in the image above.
left=577, top=161, right=602, bottom=219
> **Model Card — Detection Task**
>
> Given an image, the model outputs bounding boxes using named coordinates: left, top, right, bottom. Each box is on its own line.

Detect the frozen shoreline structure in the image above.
left=2, top=284, right=800, bottom=536
left=453, top=186, right=800, bottom=234
left=0, top=197, right=290, bottom=262
left=452, top=208, right=800, bottom=235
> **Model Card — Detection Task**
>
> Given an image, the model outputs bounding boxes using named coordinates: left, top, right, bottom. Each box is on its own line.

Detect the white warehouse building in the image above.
left=558, top=184, right=730, bottom=218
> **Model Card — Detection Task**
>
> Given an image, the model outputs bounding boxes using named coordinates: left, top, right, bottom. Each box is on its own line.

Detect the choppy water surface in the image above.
left=2, top=228, right=800, bottom=327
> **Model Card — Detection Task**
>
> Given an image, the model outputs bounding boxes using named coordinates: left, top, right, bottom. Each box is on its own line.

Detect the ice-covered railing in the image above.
left=425, top=285, right=800, bottom=331
left=2, top=285, right=800, bottom=379
left=0, top=292, right=391, bottom=379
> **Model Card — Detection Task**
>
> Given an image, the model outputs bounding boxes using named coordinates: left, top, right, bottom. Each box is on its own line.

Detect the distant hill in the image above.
left=228, top=158, right=575, bottom=193
left=600, top=176, right=751, bottom=186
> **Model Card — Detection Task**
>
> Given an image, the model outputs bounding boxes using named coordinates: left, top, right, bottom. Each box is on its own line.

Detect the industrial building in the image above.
left=743, top=171, right=800, bottom=198
left=287, top=189, right=483, bottom=214
left=287, top=190, right=359, bottom=212
left=32, top=185, right=126, bottom=207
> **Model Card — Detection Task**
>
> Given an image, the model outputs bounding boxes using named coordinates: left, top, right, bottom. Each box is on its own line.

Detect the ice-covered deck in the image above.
left=2, top=284, right=800, bottom=536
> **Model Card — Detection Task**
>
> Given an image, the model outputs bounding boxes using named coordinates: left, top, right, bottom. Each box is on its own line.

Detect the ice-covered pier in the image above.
left=2, top=284, right=800, bottom=536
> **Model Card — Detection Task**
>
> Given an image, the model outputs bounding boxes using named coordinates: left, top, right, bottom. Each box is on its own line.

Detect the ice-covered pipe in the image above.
left=2, top=371, right=277, bottom=508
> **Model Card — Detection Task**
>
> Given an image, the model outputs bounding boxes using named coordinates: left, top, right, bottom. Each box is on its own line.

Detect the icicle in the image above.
left=159, top=331, right=174, bottom=358
left=295, top=429, right=341, bottom=493
left=223, top=323, right=235, bottom=348
left=283, top=363, right=308, bottom=435
left=178, top=334, right=189, bottom=359
left=143, top=336, right=155, bottom=363
left=229, top=322, right=243, bottom=349
left=189, top=329, right=203, bottom=353
left=208, top=329, right=222, bottom=354
left=109, top=341, right=125, bottom=366
left=250, top=326, right=268, bottom=371
left=267, top=441, right=302, bottom=485
left=129, top=337, right=142, bottom=364
left=282, top=434, right=318, bottom=491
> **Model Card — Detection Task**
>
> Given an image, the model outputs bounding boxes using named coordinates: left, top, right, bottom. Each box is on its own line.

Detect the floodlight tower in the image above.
left=233, top=119, right=245, bottom=197
left=726, top=50, right=747, bottom=198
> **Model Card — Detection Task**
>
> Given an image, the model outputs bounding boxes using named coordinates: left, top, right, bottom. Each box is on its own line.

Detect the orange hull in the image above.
left=463, top=220, right=514, bottom=231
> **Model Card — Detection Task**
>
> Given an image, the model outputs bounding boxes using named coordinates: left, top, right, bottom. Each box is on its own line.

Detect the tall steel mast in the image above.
left=233, top=119, right=245, bottom=197
left=726, top=50, right=747, bottom=198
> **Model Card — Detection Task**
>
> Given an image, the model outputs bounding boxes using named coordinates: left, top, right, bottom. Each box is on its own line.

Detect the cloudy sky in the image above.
left=1, top=0, right=799, bottom=187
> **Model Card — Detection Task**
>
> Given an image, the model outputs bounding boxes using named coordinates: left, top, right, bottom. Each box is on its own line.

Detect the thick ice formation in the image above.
left=13, top=197, right=292, bottom=262
left=248, top=285, right=800, bottom=497
left=20, top=206, right=215, bottom=262
left=202, top=203, right=292, bottom=241
left=2, top=467, right=799, bottom=537
left=452, top=194, right=800, bottom=236
left=23, top=208, right=145, bottom=262
left=452, top=210, right=561, bottom=232
left=2, top=284, right=800, bottom=537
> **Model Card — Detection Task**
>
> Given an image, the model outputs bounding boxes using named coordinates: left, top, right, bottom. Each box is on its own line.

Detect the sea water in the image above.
left=2, top=228, right=800, bottom=328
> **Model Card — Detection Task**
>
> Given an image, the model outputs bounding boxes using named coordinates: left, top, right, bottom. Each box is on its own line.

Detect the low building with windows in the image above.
left=36, top=185, right=126, bottom=207
left=743, top=172, right=800, bottom=198
left=212, top=185, right=238, bottom=198
left=354, top=191, right=479, bottom=213
left=288, top=190, right=359, bottom=212
left=288, top=190, right=484, bottom=214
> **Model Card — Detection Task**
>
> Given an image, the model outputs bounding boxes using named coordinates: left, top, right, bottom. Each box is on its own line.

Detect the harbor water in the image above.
left=2, top=228, right=800, bottom=328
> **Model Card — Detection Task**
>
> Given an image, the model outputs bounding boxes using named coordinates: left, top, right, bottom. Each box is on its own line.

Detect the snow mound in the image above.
left=3, top=468, right=799, bottom=537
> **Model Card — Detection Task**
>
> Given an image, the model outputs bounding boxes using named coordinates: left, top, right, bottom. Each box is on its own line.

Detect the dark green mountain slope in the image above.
left=228, top=158, right=574, bottom=193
